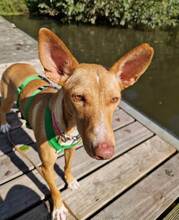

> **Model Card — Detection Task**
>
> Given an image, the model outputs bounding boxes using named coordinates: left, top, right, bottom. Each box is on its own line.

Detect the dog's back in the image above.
left=1, top=63, right=38, bottom=89
left=0, top=63, right=52, bottom=132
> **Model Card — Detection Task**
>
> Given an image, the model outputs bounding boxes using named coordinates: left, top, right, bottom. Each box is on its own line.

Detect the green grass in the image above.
left=0, top=0, right=28, bottom=15
left=19, top=145, right=30, bottom=152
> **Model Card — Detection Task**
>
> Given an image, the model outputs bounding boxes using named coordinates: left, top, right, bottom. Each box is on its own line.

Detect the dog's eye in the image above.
left=72, top=94, right=85, bottom=102
left=111, top=97, right=119, bottom=103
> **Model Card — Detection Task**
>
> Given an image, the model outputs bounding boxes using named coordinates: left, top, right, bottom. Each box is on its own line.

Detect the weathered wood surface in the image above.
left=13, top=135, right=176, bottom=220
left=0, top=122, right=152, bottom=219
left=15, top=201, right=52, bottom=220
left=0, top=108, right=133, bottom=184
left=92, top=153, right=179, bottom=220
left=0, top=127, right=35, bottom=156
left=0, top=144, right=40, bottom=185
left=0, top=111, right=37, bottom=156
left=0, top=17, right=37, bottom=64
left=62, top=136, right=176, bottom=220
left=16, top=201, right=76, bottom=220
left=120, top=101, right=179, bottom=151
left=112, top=108, right=134, bottom=130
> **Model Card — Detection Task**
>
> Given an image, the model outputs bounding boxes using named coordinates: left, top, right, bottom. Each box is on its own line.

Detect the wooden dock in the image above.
left=0, top=16, right=179, bottom=220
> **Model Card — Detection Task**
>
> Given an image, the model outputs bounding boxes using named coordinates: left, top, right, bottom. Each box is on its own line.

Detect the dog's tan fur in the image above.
left=0, top=28, right=154, bottom=220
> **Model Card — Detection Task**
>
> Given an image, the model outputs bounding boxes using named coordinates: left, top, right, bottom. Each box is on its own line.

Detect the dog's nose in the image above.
left=95, top=143, right=114, bottom=160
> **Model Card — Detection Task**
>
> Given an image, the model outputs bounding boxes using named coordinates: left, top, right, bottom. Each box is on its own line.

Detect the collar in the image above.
left=51, top=103, right=81, bottom=148
left=52, top=111, right=63, bottom=136
left=45, top=107, right=81, bottom=153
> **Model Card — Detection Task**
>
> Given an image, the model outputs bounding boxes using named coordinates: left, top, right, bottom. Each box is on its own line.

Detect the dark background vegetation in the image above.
left=1, top=0, right=179, bottom=29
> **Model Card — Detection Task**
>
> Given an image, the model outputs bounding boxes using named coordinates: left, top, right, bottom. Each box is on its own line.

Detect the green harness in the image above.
left=17, top=75, right=81, bottom=153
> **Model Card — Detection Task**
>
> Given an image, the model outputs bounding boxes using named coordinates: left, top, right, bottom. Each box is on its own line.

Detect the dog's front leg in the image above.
left=64, top=148, right=79, bottom=190
left=42, top=163, right=68, bottom=220
left=40, top=145, right=68, bottom=220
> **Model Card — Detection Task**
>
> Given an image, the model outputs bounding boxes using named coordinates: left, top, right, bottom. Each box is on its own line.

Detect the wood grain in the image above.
left=112, top=108, right=134, bottom=130
left=62, top=136, right=176, bottom=220
left=0, top=122, right=152, bottom=219
left=92, top=154, right=179, bottom=220
left=0, top=108, right=134, bottom=183
left=0, top=143, right=40, bottom=185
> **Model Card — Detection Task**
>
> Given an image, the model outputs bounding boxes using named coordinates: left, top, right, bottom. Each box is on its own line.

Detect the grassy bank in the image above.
left=0, top=0, right=28, bottom=15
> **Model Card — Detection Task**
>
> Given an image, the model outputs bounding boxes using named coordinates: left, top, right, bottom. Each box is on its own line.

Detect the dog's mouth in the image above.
left=82, top=143, right=95, bottom=158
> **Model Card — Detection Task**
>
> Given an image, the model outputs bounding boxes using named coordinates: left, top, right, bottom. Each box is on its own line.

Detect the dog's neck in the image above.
left=50, top=89, right=76, bottom=136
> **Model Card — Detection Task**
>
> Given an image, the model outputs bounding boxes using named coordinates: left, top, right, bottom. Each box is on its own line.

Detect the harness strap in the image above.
left=17, top=75, right=42, bottom=108
left=45, top=107, right=81, bottom=153
left=17, top=74, right=80, bottom=154
left=23, top=87, right=47, bottom=120
left=17, top=75, right=42, bottom=95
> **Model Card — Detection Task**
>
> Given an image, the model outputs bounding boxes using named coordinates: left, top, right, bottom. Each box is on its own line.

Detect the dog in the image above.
left=0, top=28, right=154, bottom=220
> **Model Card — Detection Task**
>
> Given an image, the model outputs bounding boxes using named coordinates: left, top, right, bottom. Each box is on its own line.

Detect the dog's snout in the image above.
left=95, top=143, right=114, bottom=160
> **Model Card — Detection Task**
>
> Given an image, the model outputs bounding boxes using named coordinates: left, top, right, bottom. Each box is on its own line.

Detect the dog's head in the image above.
left=39, top=28, right=154, bottom=160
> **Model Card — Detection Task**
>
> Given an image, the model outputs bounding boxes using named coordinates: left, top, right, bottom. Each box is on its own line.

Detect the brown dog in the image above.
left=0, top=28, right=154, bottom=220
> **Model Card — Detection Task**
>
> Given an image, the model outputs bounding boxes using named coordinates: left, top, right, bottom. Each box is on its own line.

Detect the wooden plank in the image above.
left=15, top=201, right=52, bottom=220
left=0, top=108, right=134, bottom=183
left=0, top=144, right=40, bottom=185
left=62, top=136, right=176, bottom=220
left=0, top=127, right=35, bottom=156
left=19, top=125, right=36, bottom=143
left=15, top=200, right=76, bottom=220
left=0, top=122, right=152, bottom=219
left=0, top=121, right=149, bottom=185
left=112, top=108, right=134, bottom=130
left=0, top=17, right=38, bottom=64
left=120, top=100, right=179, bottom=150
left=92, top=153, right=179, bottom=220
left=0, top=108, right=130, bottom=156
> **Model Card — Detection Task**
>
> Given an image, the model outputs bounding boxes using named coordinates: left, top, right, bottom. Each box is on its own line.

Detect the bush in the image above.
left=0, top=0, right=28, bottom=15
left=26, top=0, right=179, bottom=29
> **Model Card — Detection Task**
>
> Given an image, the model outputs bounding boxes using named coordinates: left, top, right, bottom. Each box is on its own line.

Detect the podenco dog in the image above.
left=0, top=28, right=154, bottom=220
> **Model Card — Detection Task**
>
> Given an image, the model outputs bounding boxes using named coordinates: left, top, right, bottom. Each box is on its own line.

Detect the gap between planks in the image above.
left=61, top=136, right=176, bottom=220
left=14, top=135, right=176, bottom=220
left=0, top=121, right=153, bottom=220
left=0, top=108, right=134, bottom=184
left=0, top=95, right=133, bottom=157
left=92, top=153, right=179, bottom=220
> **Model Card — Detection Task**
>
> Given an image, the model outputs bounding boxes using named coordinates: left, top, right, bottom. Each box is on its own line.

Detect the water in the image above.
left=5, top=16, right=179, bottom=138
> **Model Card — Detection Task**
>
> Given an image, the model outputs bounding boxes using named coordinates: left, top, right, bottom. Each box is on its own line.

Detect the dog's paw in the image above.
left=52, top=205, right=68, bottom=220
left=0, top=123, right=11, bottom=133
left=68, top=179, right=80, bottom=191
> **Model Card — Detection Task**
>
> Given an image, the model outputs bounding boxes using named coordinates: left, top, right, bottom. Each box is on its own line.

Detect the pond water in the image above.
left=5, top=16, right=179, bottom=139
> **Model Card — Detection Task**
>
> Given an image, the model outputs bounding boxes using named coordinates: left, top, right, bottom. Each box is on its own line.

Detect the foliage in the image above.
left=26, top=0, right=179, bottom=28
left=0, top=0, right=28, bottom=15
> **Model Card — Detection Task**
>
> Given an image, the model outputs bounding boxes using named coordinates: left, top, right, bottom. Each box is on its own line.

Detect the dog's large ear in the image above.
left=110, top=43, right=154, bottom=90
left=39, top=28, right=79, bottom=85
